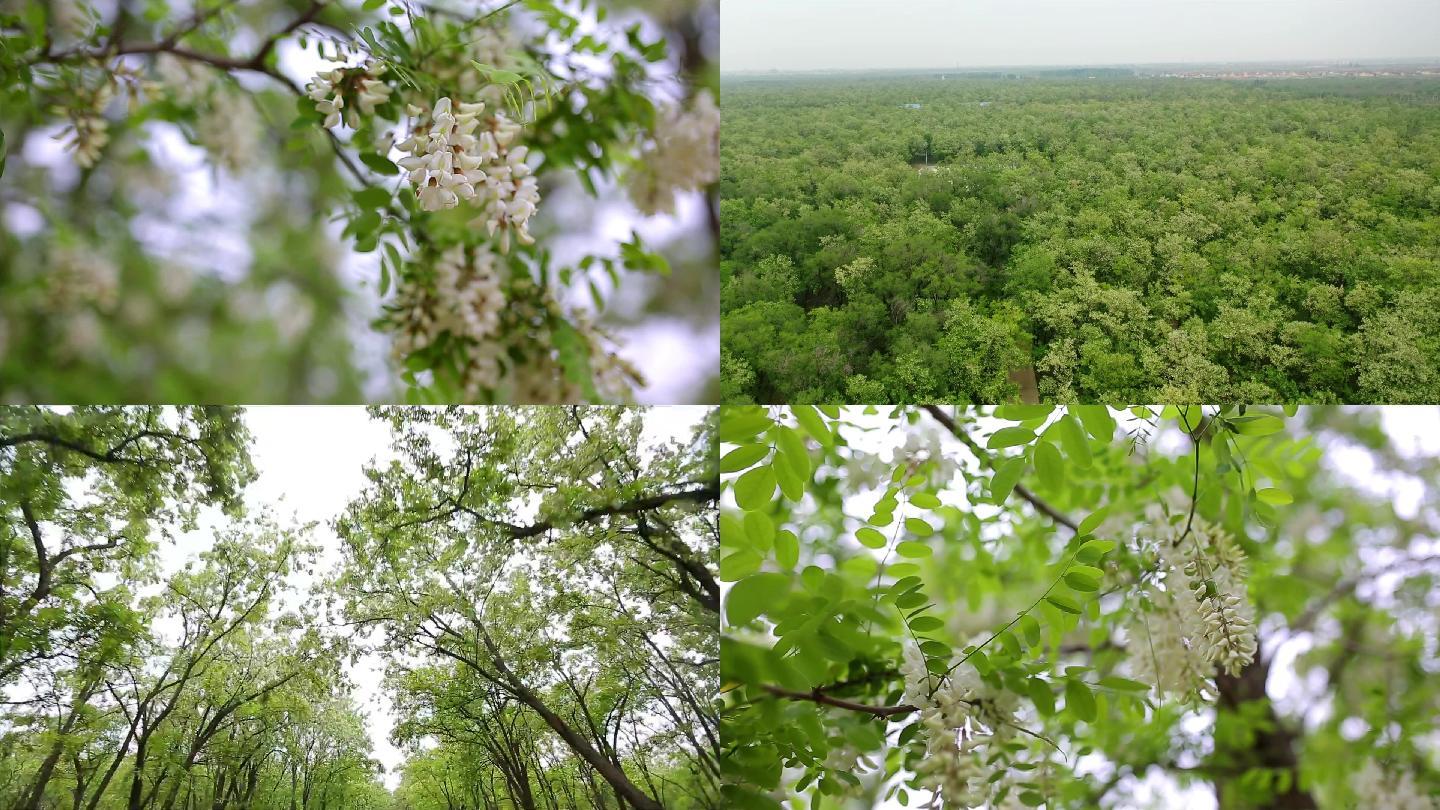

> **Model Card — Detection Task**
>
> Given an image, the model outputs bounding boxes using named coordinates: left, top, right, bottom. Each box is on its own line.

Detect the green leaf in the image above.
left=774, top=530, right=799, bottom=570
left=1034, top=440, right=1064, bottom=492
left=908, top=616, right=943, bottom=632
left=1074, top=539, right=1116, bottom=564
left=896, top=541, right=933, bottom=559
left=733, top=467, right=776, bottom=511
left=726, top=573, right=790, bottom=627
left=721, top=444, right=769, bottom=473
left=1063, top=569, right=1100, bottom=592
left=1077, top=507, right=1110, bottom=536
left=771, top=426, right=811, bottom=479
left=719, top=549, right=760, bottom=582
left=855, top=527, right=888, bottom=549
left=1057, top=414, right=1093, bottom=468
left=1019, top=614, right=1041, bottom=647
left=772, top=455, right=804, bottom=502
left=791, top=405, right=832, bottom=446
left=910, top=492, right=941, bottom=509
left=987, top=426, right=1036, bottom=449
left=1256, top=487, right=1293, bottom=505
left=1064, top=679, right=1097, bottom=722
left=1230, top=414, right=1285, bottom=436
left=989, top=457, right=1026, bottom=505
left=743, top=511, right=774, bottom=550
left=1074, top=405, right=1116, bottom=441
left=359, top=152, right=399, bottom=175
left=1097, top=676, right=1149, bottom=693
left=1028, top=677, right=1054, bottom=716
left=999, top=631, right=1021, bottom=658
left=1045, top=594, right=1081, bottom=614
left=1019, top=791, right=1046, bottom=807
left=720, top=410, right=774, bottom=443
left=353, top=186, right=392, bottom=210
left=904, top=517, right=934, bottom=537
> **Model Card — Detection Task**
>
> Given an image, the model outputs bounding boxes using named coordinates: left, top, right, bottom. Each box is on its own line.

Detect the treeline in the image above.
left=720, top=76, right=1440, bottom=403
left=0, top=408, right=388, bottom=810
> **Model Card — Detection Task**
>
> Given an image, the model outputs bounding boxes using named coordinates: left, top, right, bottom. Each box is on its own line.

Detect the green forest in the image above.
left=0, top=406, right=719, bottom=809
left=719, top=405, right=1440, bottom=809
left=719, top=76, right=1440, bottom=404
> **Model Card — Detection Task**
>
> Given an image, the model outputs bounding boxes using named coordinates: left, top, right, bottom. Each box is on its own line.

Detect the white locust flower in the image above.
left=306, top=68, right=346, bottom=128
left=628, top=89, right=719, bottom=215
left=399, top=98, right=541, bottom=251
left=197, top=89, right=259, bottom=172
left=1351, top=759, right=1437, bottom=810
left=1127, top=582, right=1213, bottom=698
left=1158, top=521, right=1258, bottom=677
left=47, top=244, right=119, bottom=312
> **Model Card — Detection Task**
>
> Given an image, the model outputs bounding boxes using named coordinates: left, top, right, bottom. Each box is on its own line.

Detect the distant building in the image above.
left=901, top=103, right=923, bottom=109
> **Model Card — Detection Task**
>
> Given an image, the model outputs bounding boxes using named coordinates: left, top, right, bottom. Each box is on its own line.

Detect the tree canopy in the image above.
left=720, top=405, right=1440, bottom=809
left=719, top=75, right=1440, bottom=404
left=0, top=405, right=721, bottom=810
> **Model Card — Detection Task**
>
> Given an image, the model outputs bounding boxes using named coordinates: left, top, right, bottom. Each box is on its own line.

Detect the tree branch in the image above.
left=921, top=405, right=1080, bottom=532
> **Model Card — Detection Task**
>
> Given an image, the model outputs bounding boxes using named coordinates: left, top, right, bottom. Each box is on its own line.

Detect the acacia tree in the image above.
left=719, top=406, right=1440, bottom=809
left=0, top=0, right=718, bottom=403
left=336, top=405, right=719, bottom=809
left=0, top=406, right=254, bottom=683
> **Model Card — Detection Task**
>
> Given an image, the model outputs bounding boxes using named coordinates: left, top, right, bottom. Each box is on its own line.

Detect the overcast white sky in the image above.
left=720, top=0, right=1440, bottom=72
left=158, top=406, right=711, bottom=790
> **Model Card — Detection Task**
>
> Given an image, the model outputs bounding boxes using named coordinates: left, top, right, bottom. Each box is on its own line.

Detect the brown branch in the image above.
left=921, top=405, right=1080, bottom=533
left=758, top=684, right=918, bottom=719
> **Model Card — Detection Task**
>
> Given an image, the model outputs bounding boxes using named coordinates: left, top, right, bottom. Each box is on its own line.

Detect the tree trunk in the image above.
left=1212, top=643, right=1317, bottom=809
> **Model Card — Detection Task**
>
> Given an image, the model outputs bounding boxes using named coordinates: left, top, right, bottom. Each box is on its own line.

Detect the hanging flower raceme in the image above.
left=381, top=243, right=638, bottom=403
left=1350, top=759, right=1436, bottom=810
left=1130, top=519, right=1258, bottom=694
left=397, top=97, right=540, bottom=252
left=307, top=59, right=392, bottom=129
left=899, top=641, right=1021, bottom=809
left=627, top=89, right=720, bottom=215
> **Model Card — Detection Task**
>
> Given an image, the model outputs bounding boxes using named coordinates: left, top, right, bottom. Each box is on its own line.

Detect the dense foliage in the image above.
left=719, top=76, right=1440, bottom=404
left=0, top=0, right=718, bottom=403
left=338, top=406, right=720, bottom=810
left=0, top=407, right=390, bottom=810
left=1, top=405, right=721, bottom=810
left=719, top=405, right=1440, bottom=809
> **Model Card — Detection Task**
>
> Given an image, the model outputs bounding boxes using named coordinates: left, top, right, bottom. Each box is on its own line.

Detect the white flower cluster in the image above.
left=47, top=243, right=119, bottom=312
left=1130, top=520, right=1258, bottom=695
left=397, top=97, right=540, bottom=251
left=306, top=60, right=392, bottom=129
left=1351, top=760, right=1437, bottom=810
left=835, top=256, right=875, bottom=296
left=1128, top=581, right=1216, bottom=699
left=54, top=82, right=113, bottom=168
left=628, top=90, right=720, bottom=216
left=900, top=641, right=1019, bottom=809
left=390, top=243, right=506, bottom=362
left=196, top=88, right=259, bottom=172
left=385, top=247, right=637, bottom=402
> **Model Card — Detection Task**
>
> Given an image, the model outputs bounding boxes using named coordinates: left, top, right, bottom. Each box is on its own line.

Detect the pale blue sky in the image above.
left=721, top=0, right=1440, bottom=72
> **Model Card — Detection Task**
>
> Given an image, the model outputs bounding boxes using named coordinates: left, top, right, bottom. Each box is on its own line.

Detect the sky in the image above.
left=720, top=0, right=1440, bottom=72
left=155, top=405, right=711, bottom=790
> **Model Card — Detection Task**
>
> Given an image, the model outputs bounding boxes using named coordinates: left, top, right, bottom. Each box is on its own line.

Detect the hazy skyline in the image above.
left=721, top=0, right=1440, bottom=73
